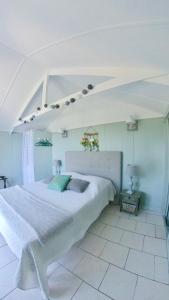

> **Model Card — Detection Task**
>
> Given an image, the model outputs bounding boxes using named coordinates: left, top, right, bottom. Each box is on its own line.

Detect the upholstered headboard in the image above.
left=65, top=151, right=122, bottom=194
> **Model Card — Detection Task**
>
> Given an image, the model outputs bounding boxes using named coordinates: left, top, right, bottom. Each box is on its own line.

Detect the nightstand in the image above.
left=120, top=191, right=141, bottom=216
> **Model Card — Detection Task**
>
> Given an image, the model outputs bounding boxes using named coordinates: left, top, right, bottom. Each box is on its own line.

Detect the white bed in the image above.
left=0, top=172, right=116, bottom=300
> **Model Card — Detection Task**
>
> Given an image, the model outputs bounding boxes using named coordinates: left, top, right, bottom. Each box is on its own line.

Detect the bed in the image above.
left=0, top=151, right=122, bottom=300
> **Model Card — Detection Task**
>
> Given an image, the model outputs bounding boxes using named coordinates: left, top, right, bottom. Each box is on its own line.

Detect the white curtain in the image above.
left=22, top=130, right=35, bottom=185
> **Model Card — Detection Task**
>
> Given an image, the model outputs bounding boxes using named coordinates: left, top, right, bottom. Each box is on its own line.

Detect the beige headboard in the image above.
left=65, top=151, right=122, bottom=194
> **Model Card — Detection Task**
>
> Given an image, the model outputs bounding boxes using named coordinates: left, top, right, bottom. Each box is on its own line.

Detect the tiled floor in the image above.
left=0, top=204, right=169, bottom=300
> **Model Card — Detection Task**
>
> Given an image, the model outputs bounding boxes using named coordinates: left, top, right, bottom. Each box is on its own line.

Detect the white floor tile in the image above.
left=156, top=225, right=166, bottom=240
left=155, top=256, right=169, bottom=284
left=100, top=241, right=129, bottom=268
left=3, top=288, right=42, bottom=300
left=88, top=220, right=106, bottom=236
left=48, top=265, right=82, bottom=300
left=146, top=214, right=164, bottom=226
left=120, top=231, right=144, bottom=251
left=128, top=211, right=147, bottom=222
left=112, top=206, right=130, bottom=219
left=0, top=233, right=6, bottom=247
left=100, top=265, right=137, bottom=300
left=117, top=218, right=136, bottom=232
left=99, top=214, right=120, bottom=227
left=73, top=253, right=108, bottom=288
left=134, top=276, right=169, bottom=300
left=0, top=260, right=18, bottom=298
left=100, top=225, right=124, bottom=243
left=143, top=236, right=167, bottom=257
left=59, top=246, right=85, bottom=271
left=79, top=233, right=106, bottom=256
left=0, top=245, right=16, bottom=269
left=125, top=249, right=154, bottom=279
left=135, top=222, right=155, bottom=237
left=72, top=283, right=110, bottom=300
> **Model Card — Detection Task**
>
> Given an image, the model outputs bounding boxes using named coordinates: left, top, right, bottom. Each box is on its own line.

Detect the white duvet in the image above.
left=0, top=172, right=115, bottom=300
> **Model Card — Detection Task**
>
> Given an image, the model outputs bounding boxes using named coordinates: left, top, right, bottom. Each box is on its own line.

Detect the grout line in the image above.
left=142, top=235, right=145, bottom=251
left=1, top=288, right=16, bottom=300
left=153, top=255, right=156, bottom=281
left=124, top=247, right=130, bottom=270
left=119, top=230, right=125, bottom=243
left=98, top=240, right=108, bottom=258
left=98, top=263, right=110, bottom=290
left=0, top=258, right=17, bottom=272
left=132, top=275, right=138, bottom=300
left=70, top=281, right=83, bottom=300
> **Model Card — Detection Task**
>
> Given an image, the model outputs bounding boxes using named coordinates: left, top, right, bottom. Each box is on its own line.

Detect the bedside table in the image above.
left=120, top=191, right=142, bottom=216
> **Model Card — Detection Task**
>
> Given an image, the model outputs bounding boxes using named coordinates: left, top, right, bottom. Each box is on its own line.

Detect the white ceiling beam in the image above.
left=146, top=75, right=169, bottom=87
left=48, top=67, right=167, bottom=79
left=14, top=73, right=164, bottom=129
left=11, top=75, right=44, bottom=133
left=42, top=73, right=48, bottom=107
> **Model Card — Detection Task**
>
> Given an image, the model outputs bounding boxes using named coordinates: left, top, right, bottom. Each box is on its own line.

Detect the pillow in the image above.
left=48, top=175, right=71, bottom=192
left=66, top=178, right=89, bottom=193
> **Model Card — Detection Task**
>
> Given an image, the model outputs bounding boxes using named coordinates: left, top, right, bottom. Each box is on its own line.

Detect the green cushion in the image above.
left=48, top=175, right=71, bottom=192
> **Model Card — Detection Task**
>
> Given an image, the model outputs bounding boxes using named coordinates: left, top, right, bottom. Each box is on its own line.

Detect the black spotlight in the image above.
left=44, top=104, right=48, bottom=108
left=70, top=98, right=76, bottom=103
left=18, top=117, right=22, bottom=121
left=55, top=104, right=60, bottom=109
left=37, top=107, right=41, bottom=111
left=24, top=120, right=27, bottom=124
left=87, top=84, right=94, bottom=90
left=65, top=101, right=70, bottom=106
left=30, top=117, right=34, bottom=121
left=82, top=89, right=88, bottom=95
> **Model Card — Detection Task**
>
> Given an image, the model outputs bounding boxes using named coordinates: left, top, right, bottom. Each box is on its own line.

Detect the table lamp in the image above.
left=126, top=164, right=138, bottom=194
left=54, top=160, right=62, bottom=174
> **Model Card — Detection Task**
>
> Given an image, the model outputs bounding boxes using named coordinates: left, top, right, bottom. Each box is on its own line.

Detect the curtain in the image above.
left=22, top=130, right=35, bottom=185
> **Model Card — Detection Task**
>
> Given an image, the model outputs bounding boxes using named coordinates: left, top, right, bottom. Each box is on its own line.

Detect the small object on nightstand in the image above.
left=120, top=190, right=142, bottom=216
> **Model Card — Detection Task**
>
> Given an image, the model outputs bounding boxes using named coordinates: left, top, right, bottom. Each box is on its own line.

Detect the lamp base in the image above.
left=126, top=190, right=134, bottom=195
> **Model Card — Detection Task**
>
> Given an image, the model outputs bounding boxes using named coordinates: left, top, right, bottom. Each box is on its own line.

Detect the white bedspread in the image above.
left=0, top=172, right=115, bottom=300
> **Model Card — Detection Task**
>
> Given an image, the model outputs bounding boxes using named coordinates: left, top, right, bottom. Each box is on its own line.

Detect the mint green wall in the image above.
left=33, top=131, right=53, bottom=181
left=0, top=132, right=22, bottom=186
left=52, top=118, right=166, bottom=213
left=0, top=131, right=53, bottom=187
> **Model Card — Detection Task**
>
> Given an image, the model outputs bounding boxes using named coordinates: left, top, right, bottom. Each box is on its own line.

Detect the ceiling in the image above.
left=0, top=0, right=169, bottom=132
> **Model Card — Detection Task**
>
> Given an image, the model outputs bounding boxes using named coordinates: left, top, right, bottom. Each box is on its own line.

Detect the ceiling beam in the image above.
left=42, top=73, right=48, bottom=107
left=14, top=73, right=164, bottom=129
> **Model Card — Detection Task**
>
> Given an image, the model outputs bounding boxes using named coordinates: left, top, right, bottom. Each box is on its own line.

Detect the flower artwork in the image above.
left=80, top=129, right=99, bottom=151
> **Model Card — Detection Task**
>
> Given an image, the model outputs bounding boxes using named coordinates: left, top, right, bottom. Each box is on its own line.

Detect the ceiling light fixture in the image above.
left=70, top=98, right=76, bottom=103
left=87, top=84, right=94, bottom=90
left=82, top=89, right=88, bottom=95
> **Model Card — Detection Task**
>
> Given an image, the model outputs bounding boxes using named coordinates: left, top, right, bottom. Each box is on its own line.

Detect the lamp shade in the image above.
left=56, top=160, right=62, bottom=167
left=126, top=164, right=137, bottom=177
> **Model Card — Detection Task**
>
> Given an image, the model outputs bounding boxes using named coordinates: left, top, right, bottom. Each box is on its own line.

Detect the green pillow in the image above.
left=48, top=175, right=71, bottom=192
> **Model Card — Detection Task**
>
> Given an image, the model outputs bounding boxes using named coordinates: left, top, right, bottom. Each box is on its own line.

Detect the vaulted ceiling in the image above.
left=0, top=0, right=169, bottom=132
